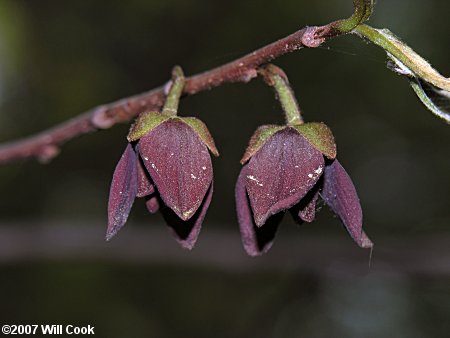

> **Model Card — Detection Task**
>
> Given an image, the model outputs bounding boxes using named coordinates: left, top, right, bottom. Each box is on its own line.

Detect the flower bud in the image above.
left=236, top=122, right=372, bottom=256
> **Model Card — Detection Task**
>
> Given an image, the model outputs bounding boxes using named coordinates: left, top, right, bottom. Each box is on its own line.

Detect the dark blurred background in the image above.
left=0, top=0, right=449, bottom=337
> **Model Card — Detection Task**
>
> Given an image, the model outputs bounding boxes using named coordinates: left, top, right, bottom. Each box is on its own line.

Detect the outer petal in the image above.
left=321, top=159, right=373, bottom=248
left=139, top=120, right=213, bottom=221
left=236, top=166, right=283, bottom=256
left=161, top=183, right=213, bottom=250
left=106, top=144, right=138, bottom=240
left=246, top=127, right=324, bottom=226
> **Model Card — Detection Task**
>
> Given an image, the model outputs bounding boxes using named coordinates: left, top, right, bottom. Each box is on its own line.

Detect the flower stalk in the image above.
left=162, top=66, right=185, bottom=117
left=260, top=64, right=303, bottom=126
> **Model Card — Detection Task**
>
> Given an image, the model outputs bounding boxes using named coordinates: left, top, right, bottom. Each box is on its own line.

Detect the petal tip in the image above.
left=245, top=249, right=264, bottom=257
left=178, top=240, right=196, bottom=250
left=254, top=215, right=266, bottom=227
left=171, top=207, right=197, bottom=221
left=358, top=231, right=374, bottom=249
left=209, top=145, right=220, bottom=157
left=105, top=229, right=116, bottom=242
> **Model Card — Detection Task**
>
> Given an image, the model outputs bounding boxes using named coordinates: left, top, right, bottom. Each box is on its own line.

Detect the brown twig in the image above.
left=0, top=24, right=338, bottom=164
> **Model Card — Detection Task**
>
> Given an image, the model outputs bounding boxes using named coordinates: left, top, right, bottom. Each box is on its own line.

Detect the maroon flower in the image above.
left=107, top=114, right=218, bottom=250
left=236, top=123, right=372, bottom=256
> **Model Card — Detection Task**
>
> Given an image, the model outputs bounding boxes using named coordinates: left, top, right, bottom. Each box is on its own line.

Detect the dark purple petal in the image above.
left=136, top=155, right=154, bottom=198
left=246, top=127, right=324, bottom=226
left=106, top=144, right=138, bottom=240
left=139, top=120, right=213, bottom=221
left=161, top=183, right=213, bottom=250
left=145, top=196, right=160, bottom=214
left=236, top=166, right=262, bottom=256
left=298, top=189, right=319, bottom=223
left=236, top=166, right=283, bottom=256
left=321, top=159, right=372, bottom=248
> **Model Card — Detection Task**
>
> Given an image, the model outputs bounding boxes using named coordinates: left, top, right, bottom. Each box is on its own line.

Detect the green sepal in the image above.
left=240, top=125, right=285, bottom=164
left=179, top=117, right=219, bottom=157
left=127, top=111, right=170, bottom=142
left=293, top=122, right=336, bottom=159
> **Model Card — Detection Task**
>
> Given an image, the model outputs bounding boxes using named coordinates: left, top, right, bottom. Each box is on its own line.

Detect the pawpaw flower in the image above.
left=106, top=116, right=218, bottom=249
left=236, top=122, right=372, bottom=256
left=106, top=66, right=218, bottom=249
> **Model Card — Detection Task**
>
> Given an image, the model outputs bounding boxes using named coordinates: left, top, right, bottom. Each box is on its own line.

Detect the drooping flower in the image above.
left=106, top=66, right=218, bottom=249
left=236, top=122, right=373, bottom=256
left=106, top=115, right=217, bottom=249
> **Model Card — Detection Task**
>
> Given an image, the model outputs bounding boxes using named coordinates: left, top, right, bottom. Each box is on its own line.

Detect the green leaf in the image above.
left=387, top=54, right=450, bottom=124
left=356, top=25, right=450, bottom=92
left=127, top=111, right=170, bottom=142
left=293, top=122, right=336, bottom=159
left=410, top=79, right=450, bottom=124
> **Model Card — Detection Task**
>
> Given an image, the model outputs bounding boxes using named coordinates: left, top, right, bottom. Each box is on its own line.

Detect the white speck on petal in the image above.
left=314, top=166, right=323, bottom=175
left=247, top=175, right=263, bottom=187
left=143, top=157, right=149, bottom=161
left=191, top=174, right=197, bottom=179
left=202, top=166, right=207, bottom=170
left=308, top=166, right=324, bottom=180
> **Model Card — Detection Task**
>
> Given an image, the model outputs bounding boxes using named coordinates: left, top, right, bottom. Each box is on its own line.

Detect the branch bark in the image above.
left=0, top=24, right=342, bottom=164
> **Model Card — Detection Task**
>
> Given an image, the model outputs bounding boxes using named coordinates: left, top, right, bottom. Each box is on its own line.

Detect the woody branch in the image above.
left=0, top=0, right=371, bottom=164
